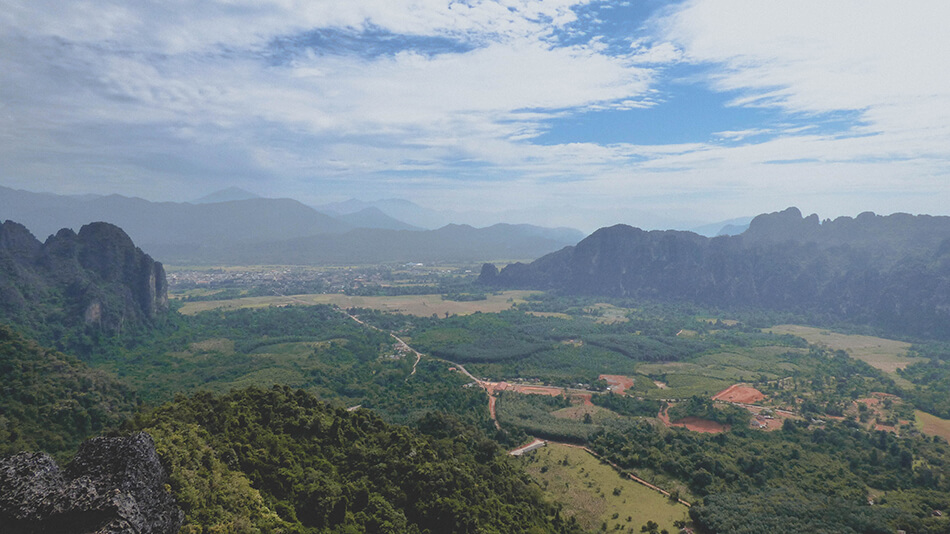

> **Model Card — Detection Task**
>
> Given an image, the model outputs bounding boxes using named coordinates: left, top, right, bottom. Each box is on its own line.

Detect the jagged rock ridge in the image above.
left=484, top=208, right=950, bottom=339
left=0, top=432, right=183, bottom=534
left=0, top=220, right=167, bottom=338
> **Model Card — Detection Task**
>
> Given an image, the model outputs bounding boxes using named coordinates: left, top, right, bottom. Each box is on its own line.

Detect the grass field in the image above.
left=177, top=290, right=539, bottom=316
left=522, top=443, right=688, bottom=532
left=766, top=325, right=922, bottom=375
left=916, top=410, right=950, bottom=442
left=632, top=345, right=814, bottom=400
left=634, top=362, right=750, bottom=400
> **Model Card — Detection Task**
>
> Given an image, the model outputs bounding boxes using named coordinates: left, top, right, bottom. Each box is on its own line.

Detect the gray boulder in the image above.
left=0, top=432, right=183, bottom=534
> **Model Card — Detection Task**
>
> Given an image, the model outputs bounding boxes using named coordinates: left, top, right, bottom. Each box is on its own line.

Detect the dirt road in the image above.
left=342, top=309, right=422, bottom=379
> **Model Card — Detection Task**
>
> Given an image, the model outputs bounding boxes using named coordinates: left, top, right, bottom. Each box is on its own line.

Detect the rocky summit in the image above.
left=0, top=220, right=167, bottom=341
left=0, top=432, right=183, bottom=534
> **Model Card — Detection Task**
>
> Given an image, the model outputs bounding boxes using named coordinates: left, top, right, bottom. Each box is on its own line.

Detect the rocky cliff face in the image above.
left=483, top=208, right=950, bottom=339
left=0, top=432, right=183, bottom=534
left=0, top=220, right=168, bottom=337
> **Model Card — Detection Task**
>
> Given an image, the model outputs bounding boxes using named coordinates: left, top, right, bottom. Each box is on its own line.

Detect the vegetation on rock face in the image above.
left=126, top=386, right=581, bottom=534
left=0, top=220, right=168, bottom=356
left=484, top=208, right=950, bottom=340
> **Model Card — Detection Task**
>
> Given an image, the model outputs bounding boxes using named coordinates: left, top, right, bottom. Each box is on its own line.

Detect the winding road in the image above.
left=341, top=308, right=422, bottom=380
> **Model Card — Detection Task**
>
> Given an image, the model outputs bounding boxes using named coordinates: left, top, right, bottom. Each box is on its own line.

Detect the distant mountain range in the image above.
left=147, top=223, right=582, bottom=265
left=191, top=186, right=261, bottom=204
left=315, top=198, right=450, bottom=229
left=334, top=207, right=422, bottom=232
left=0, top=186, right=584, bottom=265
left=689, top=217, right=753, bottom=237
left=483, top=207, right=950, bottom=339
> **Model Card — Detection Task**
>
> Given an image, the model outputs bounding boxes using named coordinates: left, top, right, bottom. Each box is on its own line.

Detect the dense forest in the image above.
left=0, top=324, right=139, bottom=461
left=591, top=420, right=950, bottom=533
left=125, top=386, right=581, bottom=534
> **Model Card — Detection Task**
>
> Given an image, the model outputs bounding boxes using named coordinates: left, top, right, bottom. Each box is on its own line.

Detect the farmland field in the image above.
left=521, top=443, right=688, bottom=532
left=916, top=410, right=950, bottom=442
left=177, top=290, right=538, bottom=316
left=633, top=362, right=741, bottom=399
left=766, top=324, right=922, bottom=374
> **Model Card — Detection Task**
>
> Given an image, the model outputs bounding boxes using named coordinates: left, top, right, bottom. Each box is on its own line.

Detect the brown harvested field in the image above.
left=767, top=324, right=922, bottom=374
left=599, top=374, right=635, bottom=395
left=713, top=384, right=766, bottom=404
left=700, top=318, right=739, bottom=326
left=178, top=290, right=539, bottom=316
left=672, top=416, right=728, bottom=434
left=575, top=393, right=594, bottom=406
left=527, top=311, right=573, bottom=320
left=521, top=444, right=689, bottom=532
left=484, top=381, right=566, bottom=397
left=512, top=384, right=569, bottom=396
left=657, top=406, right=728, bottom=433
left=916, top=410, right=950, bottom=442
left=588, top=303, right=630, bottom=324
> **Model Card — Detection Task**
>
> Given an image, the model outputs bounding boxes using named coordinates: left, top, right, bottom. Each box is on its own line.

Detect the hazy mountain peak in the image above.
left=333, top=207, right=421, bottom=231
left=192, top=187, right=261, bottom=204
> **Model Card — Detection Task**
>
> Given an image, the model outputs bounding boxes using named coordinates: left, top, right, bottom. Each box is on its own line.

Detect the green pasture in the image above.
left=522, top=443, right=689, bottom=532
left=634, top=346, right=811, bottom=399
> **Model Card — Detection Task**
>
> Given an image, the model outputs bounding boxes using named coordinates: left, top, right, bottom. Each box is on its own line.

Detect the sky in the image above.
left=2, top=0, right=950, bottom=232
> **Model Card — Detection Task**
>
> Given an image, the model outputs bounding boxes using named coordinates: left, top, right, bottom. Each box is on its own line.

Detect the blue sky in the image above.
left=2, top=0, right=949, bottom=231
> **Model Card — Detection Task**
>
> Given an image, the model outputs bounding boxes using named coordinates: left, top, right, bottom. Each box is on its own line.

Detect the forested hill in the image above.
left=0, top=220, right=167, bottom=351
left=126, top=386, right=580, bottom=534
left=0, top=324, right=138, bottom=461
left=482, top=207, right=950, bottom=339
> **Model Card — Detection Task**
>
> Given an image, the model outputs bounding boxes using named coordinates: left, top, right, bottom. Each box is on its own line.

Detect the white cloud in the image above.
left=657, top=1, right=950, bottom=135
left=629, top=41, right=682, bottom=64
left=0, top=0, right=660, bottom=198
left=2, top=0, right=949, bottom=230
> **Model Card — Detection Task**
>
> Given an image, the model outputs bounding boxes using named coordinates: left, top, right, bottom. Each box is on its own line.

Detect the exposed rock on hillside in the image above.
left=0, top=432, right=183, bottom=534
left=0, top=220, right=167, bottom=340
left=483, top=208, right=950, bottom=339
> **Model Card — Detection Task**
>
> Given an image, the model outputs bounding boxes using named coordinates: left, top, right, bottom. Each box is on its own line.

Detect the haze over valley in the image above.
left=3, top=2, right=950, bottom=533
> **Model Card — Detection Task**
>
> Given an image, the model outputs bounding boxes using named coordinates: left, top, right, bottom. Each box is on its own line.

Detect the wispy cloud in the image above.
left=0, top=0, right=948, bottom=230
left=0, top=1, right=662, bottom=201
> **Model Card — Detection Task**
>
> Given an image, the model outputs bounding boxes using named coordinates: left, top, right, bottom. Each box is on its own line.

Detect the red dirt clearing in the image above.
left=484, top=381, right=567, bottom=397
left=511, top=384, right=566, bottom=396
left=672, top=416, right=729, bottom=434
left=599, top=374, right=635, bottom=395
left=575, top=393, right=594, bottom=406
left=658, top=407, right=728, bottom=434
left=713, top=384, right=766, bottom=404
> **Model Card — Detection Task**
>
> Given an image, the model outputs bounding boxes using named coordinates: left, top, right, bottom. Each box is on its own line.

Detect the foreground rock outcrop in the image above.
left=0, top=432, right=183, bottom=534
